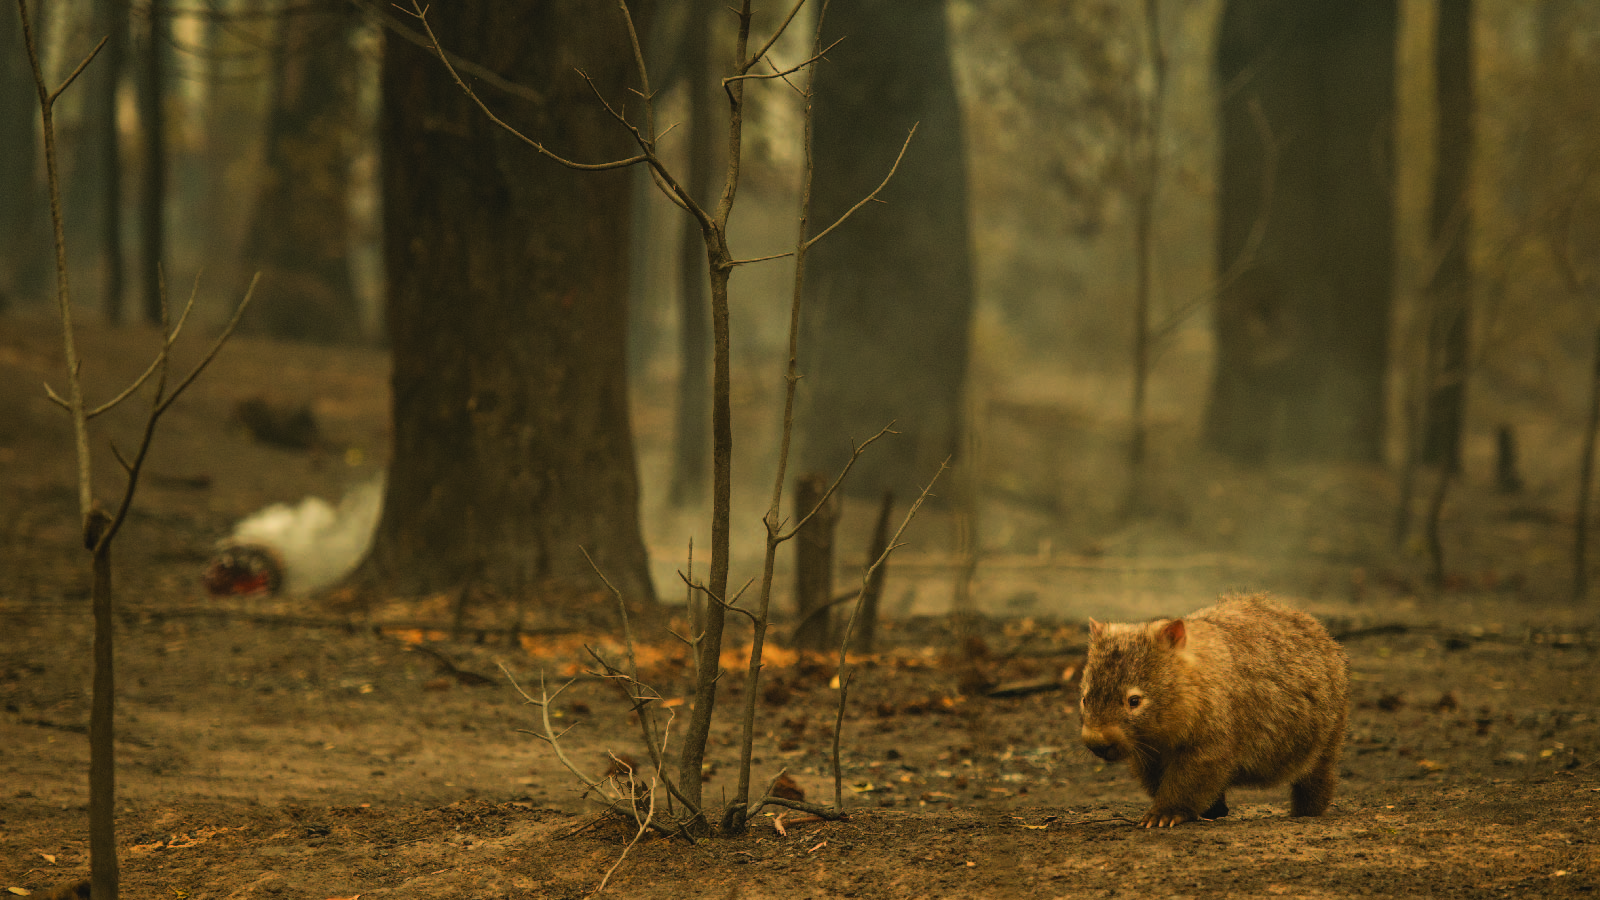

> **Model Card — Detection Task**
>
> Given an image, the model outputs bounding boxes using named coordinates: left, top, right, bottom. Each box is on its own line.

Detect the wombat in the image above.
left=1078, top=593, right=1349, bottom=827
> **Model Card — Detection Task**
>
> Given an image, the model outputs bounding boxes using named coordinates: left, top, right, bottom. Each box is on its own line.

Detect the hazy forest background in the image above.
left=5, top=1, right=1600, bottom=896
left=4, top=0, right=1600, bottom=623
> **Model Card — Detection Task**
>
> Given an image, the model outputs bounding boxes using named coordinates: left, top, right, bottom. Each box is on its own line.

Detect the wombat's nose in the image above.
left=1081, top=726, right=1125, bottom=761
left=1084, top=740, right=1123, bottom=762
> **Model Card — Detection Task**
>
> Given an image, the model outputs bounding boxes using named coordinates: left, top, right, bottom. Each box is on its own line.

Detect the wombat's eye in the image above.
left=1127, top=694, right=1143, bottom=709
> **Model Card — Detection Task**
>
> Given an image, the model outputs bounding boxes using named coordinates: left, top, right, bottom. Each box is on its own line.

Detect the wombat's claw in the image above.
left=1138, top=809, right=1196, bottom=828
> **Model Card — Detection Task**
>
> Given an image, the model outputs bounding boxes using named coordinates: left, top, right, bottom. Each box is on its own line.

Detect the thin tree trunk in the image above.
left=0, top=1, right=50, bottom=308
left=138, top=0, right=167, bottom=323
left=89, top=537, right=118, bottom=900
left=1420, top=0, right=1474, bottom=471
left=667, top=0, right=717, bottom=507
left=99, top=0, right=126, bottom=324
left=1573, top=326, right=1600, bottom=602
left=1126, top=0, right=1165, bottom=514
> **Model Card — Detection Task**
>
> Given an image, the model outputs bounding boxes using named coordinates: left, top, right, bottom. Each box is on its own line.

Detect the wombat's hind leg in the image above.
left=1202, top=793, right=1229, bottom=820
left=1289, top=761, right=1337, bottom=817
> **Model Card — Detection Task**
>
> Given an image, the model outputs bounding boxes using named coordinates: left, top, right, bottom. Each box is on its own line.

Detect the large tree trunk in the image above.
left=1205, top=0, right=1396, bottom=464
left=797, top=0, right=975, bottom=499
left=365, top=0, right=657, bottom=609
left=237, top=2, right=362, bottom=344
left=1419, top=0, right=1473, bottom=471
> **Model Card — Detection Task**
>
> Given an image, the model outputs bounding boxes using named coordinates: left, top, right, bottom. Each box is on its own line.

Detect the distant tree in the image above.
left=136, top=0, right=168, bottom=324
left=666, top=0, right=720, bottom=508
left=1204, top=0, right=1396, bottom=464
left=1418, top=0, right=1473, bottom=471
left=797, top=0, right=975, bottom=499
left=0, top=0, right=51, bottom=309
left=239, top=2, right=363, bottom=343
left=361, top=0, right=657, bottom=608
left=60, top=0, right=128, bottom=324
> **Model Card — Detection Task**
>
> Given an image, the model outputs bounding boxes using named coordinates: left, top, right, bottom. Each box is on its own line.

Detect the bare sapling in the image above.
left=411, top=0, right=923, bottom=838
left=17, top=2, right=257, bottom=896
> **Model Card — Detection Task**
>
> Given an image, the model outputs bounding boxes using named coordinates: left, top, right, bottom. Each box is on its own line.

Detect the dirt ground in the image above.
left=2, top=315, right=1598, bottom=898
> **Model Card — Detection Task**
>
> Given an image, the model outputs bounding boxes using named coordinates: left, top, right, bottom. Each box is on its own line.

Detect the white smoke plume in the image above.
left=227, top=474, right=384, bottom=594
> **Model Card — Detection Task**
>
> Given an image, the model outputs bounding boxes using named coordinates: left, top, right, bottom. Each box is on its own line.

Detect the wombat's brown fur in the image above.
left=1078, top=593, right=1349, bottom=828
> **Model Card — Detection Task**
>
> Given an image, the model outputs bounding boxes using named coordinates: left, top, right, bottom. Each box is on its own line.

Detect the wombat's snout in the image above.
left=1081, top=725, right=1126, bottom=761
left=1084, top=740, right=1124, bottom=762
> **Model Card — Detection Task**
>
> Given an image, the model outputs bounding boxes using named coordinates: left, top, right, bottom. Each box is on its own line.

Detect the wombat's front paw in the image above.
left=1139, top=807, right=1198, bottom=828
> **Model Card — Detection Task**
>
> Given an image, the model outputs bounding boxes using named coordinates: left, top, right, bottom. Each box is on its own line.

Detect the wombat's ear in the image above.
left=1088, top=619, right=1106, bottom=639
left=1155, top=618, right=1187, bottom=650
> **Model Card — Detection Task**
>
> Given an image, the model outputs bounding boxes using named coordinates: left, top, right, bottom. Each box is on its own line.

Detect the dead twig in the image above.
left=587, top=763, right=658, bottom=899
left=832, top=460, right=950, bottom=810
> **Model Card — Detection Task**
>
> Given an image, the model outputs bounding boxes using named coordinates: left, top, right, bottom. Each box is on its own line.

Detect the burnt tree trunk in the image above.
left=1419, top=0, right=1473, bottom=471
left=856, top=489, right=894, bottom=653
left=136, top=0, right=167, bottom=324
left=798, top=0, right=975, bottom=500
left=238, top=1, right=362, bottom=343
left=792, top=473, right=836, bottom=652
left=365, top=0, right=657, bottom=609
left=1205, top=0, right=1396, bottom=463
left=96, top=0, right=126, bottom=325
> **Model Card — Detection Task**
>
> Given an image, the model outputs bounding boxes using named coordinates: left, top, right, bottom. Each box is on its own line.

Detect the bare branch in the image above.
left=754, top=795, right=849, bottom=820
left=154, top=272, right=260, bottom=417
left=740, top=0, right=809, bottom=76
left=773, top=425, right=896, bottom=544
left=501, top=665, right=617, bottom=800
left=83, top=271, right=204, bottom=421
left=109, top=442, right=132, bottom=477
left=803, top=124, right=916, bottom=251
left=727, top=250, right=796, bottom=267
left=588, top=764, right=656, bottom=898
left=49, top=35, right=109, bottom=106
left=404, top=1, right=648, bottom=172
left=355, top=0, right=546, bottom=104
left=43, top=382, right=69, bottom=411
left=728, top=37, right=844, bottom=85
left=581, top=648, right=701, bottom=819
left=613, top=0, right=655, bottom=142
left=830, top=458, right=950, bottom=808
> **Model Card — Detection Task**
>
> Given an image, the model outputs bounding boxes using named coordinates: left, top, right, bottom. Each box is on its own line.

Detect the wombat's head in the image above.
left=1078, top=616, right=1188, bottom=762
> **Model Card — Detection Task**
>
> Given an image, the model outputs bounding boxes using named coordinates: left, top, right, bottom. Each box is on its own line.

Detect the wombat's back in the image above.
left=1183, top=595, right=1349, bottom=787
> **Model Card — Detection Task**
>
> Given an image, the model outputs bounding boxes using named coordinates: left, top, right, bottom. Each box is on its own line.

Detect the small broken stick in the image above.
left=409, top=643, right=495, bottom=686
